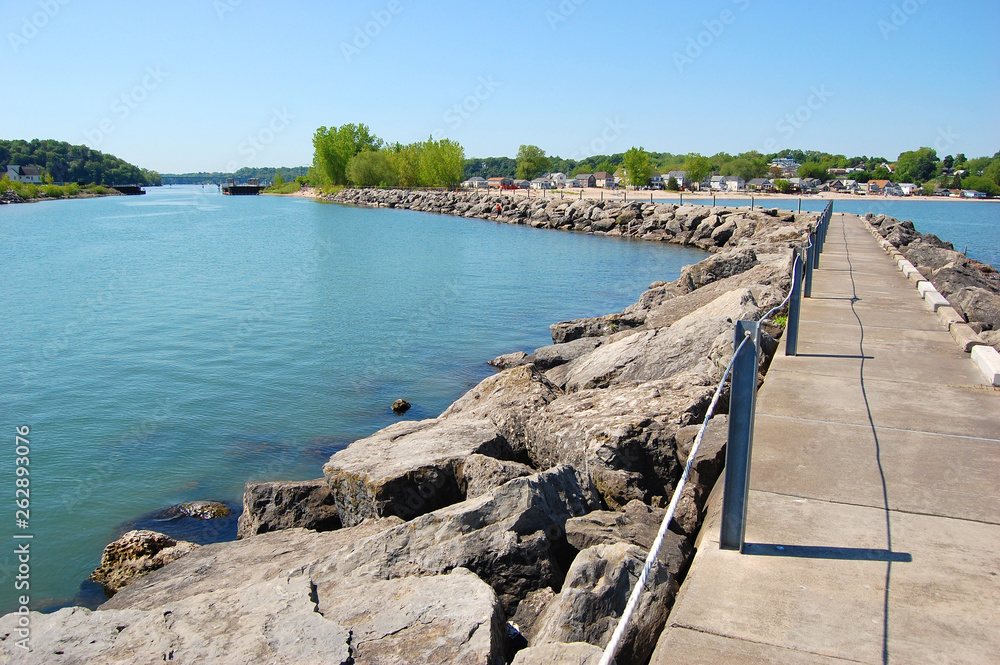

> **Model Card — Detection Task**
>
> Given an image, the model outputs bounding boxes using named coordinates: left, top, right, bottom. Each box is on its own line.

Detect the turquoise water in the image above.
left=0, top=187, right=708, bottom=613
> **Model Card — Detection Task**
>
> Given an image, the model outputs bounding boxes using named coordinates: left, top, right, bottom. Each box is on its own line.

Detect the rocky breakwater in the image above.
left=0, top=195, right=821, bottom=664
left=866, top=213, right=1000, bottom=352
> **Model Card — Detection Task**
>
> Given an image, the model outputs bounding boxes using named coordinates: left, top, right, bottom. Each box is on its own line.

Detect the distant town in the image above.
left=459, top=157, right=989, bottom=199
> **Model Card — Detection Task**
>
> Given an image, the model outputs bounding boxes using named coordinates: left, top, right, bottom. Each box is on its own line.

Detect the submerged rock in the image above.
left=88, top=530, right=199, bottom=593
left=391, top=398, right=411, bottom=414
left=176, top=500, right=231, bottom=519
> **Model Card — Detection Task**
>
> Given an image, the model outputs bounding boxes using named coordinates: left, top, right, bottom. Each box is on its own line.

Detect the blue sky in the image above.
left=2, top=0, right=997, bottom=173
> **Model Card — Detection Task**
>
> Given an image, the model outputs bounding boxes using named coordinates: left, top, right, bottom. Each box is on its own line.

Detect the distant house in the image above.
left=513, top=179, right=531, bottom=189
left=575, top=173, right=597, bottom=188
left=549, top=172, right=567, bottom=188
left=769, top=158, right=801, bottom=177
left=593, top=171, right=615, bottom=188
left=867, top=179, right=893, bottom=194
left=747, top=178, right=773, bottom=191
left=883, top=183, right=904, bottom=196
left=5, top=165, right=43, bottom=184
left=898, top=183, right=919, bottom=196
left=932, top=188, right=951, bottom=197
left=462, top=176, right=488, bottom=189
left=649, top=173, right=663, bottom=189
left=487, top=177, right=511, bottom=188
left=962, top=189, right=987, bottom=198
left=666, top=170, right=688, bottom=189
left=565, top=178, right=582, bottom=188
left=711, top=175, right=744, bottom=192
left=529, top=177, right=552, bottom=190
left=828, top=179, right=860, bottom=193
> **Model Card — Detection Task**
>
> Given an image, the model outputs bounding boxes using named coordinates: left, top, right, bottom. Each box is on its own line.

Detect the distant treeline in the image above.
left=161, top=166, right=309, bottom=185
left=0, top=139, right=161, bottom=186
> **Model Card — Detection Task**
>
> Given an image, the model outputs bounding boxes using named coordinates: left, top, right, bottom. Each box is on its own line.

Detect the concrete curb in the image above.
left=971, top=345, right=1000, bottom=385
left=860, top=215, right=996, bottom=386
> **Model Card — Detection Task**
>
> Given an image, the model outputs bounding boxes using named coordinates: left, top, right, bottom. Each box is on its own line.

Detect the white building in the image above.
left=548, top=172, right=567, bottom=188
left=5, top=165, right=43, bottom=184
left=461, top=176, right=488, bottom=189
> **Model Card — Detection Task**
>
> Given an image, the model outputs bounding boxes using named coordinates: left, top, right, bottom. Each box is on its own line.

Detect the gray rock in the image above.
left=176, top=500, right=230, bottom=519
left=524, top=378, right=714, bottom=509
left=677, top=247, right=758, bottom=293
left=237, top=478, right=341, bottom=539
left=88, top=530, right=199, bottom=592
left=323, top=417, right=510, bottom=526
left=490, top=350, right=532, bottom=369
left=510, top=587, right=556, bottom=644
left=952, top=287, right=1000, bottom=330
left=47, top=519, right=507, bottom=664
left=565, top=500, right=692, bottom=579
left=459, top=453, right=535, bottom=498
left=532, top=337, right=604, bottom=370
left=512, top=642, right=611, bottom=665
left=903, top=239, right=964, bottom=272
left=531, top=543, right=673, bottom=665
left=321, top=367, right=560, bottom=526
left=556, top=287, right=774, bottom=393
left=550, top=312, right=646, bottom=345
left=326, top=465, right=598, bottom=614
left=930, top=261, right=1000, bottom=298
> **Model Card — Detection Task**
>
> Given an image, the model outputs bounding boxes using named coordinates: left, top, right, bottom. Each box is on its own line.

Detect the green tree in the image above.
left=682, top=154, right=713, bottom=186
left=895, top=147, right=938, bottom=183
left=515, top=145, right=550, bottom=180
left=666, top=176, right=680, bottom=191
left=774, top=179, right=792, bottom=193
left=593, top=160, right=615, bottom=175
left=622, top=146, right=652, bottom=188
left=942, top=155, right=954, bottom=170
left=311, top=123, right=383, bottom=186
left=346, top=150, right=398, bottom=187
left=949, top=175, right=963, bottom=189
left=417, top=137, right=465, bottom=186
left=797, top=161, right=830, bottom=181
left=271, top=170, right=285, bottom=187
left=960, top=175, right=999, bottom=196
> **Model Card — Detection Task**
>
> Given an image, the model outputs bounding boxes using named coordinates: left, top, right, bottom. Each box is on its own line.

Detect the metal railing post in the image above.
left=720, top=320, right=761, bottom=552
left=785, top=250, right=803, bottom=356
left=804, top=234, right=815, bottom=298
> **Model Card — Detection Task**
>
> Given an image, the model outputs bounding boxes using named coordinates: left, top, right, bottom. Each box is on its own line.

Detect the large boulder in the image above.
left=88, top=530, right=199, bottom=593
left=550, top=312, right=646, bottom=345
left=523, top=377, right=714, bottom=509
left=237, top=478, right=341, bottom=539
left=530, top=543, right=674, bottom=665
left=952, top=287, right=1000, bottom=330
left=323, top=417, right=509, bottom=526
left=553, top=287, right=774, bottom=393
left=678, top=246, right=757, bottom=292
left=512, top=642, right=610, bottom=665
left=322, top=365, right=559, bottom=526
left=459, top=453, right=535, bottom=498
left=532, top=337, right=605, bottom=370
left=565, top=500, right=691, bottom=579
left=326, top=465, right=598, bottom=614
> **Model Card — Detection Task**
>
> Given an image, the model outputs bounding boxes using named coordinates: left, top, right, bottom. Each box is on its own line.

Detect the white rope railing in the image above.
left=598, top=332, right=752, bottom=665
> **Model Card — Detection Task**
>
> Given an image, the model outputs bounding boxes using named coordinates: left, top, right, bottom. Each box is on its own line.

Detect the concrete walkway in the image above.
left=650, top=213, right=1000, bottom=664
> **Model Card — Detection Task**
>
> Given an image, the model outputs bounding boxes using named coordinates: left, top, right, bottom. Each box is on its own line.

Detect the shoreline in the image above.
left=276, top=185, right=997, bottom=205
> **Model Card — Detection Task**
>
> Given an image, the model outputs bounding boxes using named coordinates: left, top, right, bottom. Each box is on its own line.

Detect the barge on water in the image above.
left=110, top=185, right=146, bottom=195
left=222, top=177, right=264, bottom=195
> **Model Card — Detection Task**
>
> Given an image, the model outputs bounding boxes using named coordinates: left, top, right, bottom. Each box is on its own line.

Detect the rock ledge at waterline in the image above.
left=0, top=189, right=821, bottom=664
